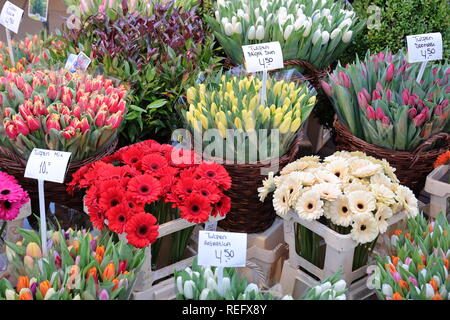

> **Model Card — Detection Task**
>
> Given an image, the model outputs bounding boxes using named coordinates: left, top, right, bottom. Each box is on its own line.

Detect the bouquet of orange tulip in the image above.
left=0, top=227, right=145, bottom=300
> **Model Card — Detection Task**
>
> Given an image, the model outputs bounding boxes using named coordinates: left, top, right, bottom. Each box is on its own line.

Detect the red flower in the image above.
left=212, top=195, right=231, bottom=217
left=195, top=162, right=231, bottom=190
left=98, top=187, right=125, bottom=211
left=121, top=147, right=143, bottom=169
left=106, top=204, right=133, bottom=234
left=127, top=175, right=161, bottom=204
left=174, top=177, right=196, bottom=199
left=88, top=206, right=106, bottom=230
left=141, top=154, right=168, bottom=174
left=193, top=179, right=221, bottom=203
left=179, top=193, right=211, bottom=223
left=124, top=192, right=145, bottom=213
left=125, top=212, right=159, bottom=248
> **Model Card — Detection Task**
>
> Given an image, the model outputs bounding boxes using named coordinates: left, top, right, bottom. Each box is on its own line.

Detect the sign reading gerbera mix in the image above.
left=68, top=140, right=232, bottom=265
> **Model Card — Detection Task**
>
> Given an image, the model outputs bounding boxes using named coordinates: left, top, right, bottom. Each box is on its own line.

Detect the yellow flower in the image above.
left=279, top=116, right=292, bottom=134
left=186, top=87, right=196, bottom=104
left=270, top=104, right=277, bottom=113
left=262, top=107, right=271, bottom=122
left=226, top=81, right=233, bottom=95
left=295, top=109, right=301, bottom=119
left=297, top=94, right=306, bottom=103
left=217, top=121, right=227, bottom=138
left=234, top=117, right=243, bottom=130
left=290, top=118, right=302, bottom=132
left=273, top=113, right=283, bottom=127
left=249, top=95, right=259, bottom=110
left=244, top=115, right=255, bottom=132
left=210, top=103, right=217, bottom=117
left=216, top=111, right=226, bottom=124
left=273, top=80, right=283, bottom=96
left=308, top=96, right=317, bottom=104
left=199, top=114, right=209, bottom=130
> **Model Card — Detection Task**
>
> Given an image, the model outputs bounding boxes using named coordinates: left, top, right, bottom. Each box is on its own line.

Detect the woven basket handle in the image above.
left=410, top=132, right=450, bottom=168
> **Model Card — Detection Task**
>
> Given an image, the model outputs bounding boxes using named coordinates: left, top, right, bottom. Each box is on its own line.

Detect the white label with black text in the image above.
left=198, top=231, right=247, bottom=267
left=406, top=32, right=443, bottom=63
left=242, top=42, right=284, bottom=73
left=24, top=148, right=72, bottom=183
left=0, top=1, right=23, bottom=33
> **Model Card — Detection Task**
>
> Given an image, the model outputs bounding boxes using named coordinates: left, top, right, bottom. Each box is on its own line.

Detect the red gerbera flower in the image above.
left=212, top=195, right=231, bottom=217
left=125, top=212, right=159, bottom=248
left=141, top=154, right=168, bottom=174
left=121, top=147, right=144, bottom=169
left=106, top=204, right=133, bottom=234
left=97, top=179, right=121, bottom=192
left=98, top=187, right=125, bottom=211
left=124, top=192, right=145, bottom=213
left=88, top=205, right=106, bottom=230
left=193, top=179, right=221, bottom=203
left=127, top=175, right=161, bottom=204
left=179, top=193, right=211, bottom=223
left=195, top=162, right=231, bottom=190
left=174, top=177, right=196, bottom=199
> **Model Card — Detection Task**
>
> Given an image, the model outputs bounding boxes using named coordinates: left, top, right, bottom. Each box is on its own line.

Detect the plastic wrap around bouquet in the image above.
left=207, top=0, right=365, bottom=80
left=68, top=139, right=232, bottom=265
left=180, top=71, right=317, bottom=233
left=322, top=50, right=450, bottom=193
left=374, top=213, right=450, bottom=300
left=260, top=151, right=418, bottom=270
left=0, top=228, right=145, bottom=300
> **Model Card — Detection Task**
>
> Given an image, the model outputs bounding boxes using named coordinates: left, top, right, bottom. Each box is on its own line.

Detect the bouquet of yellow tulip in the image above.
left=182, top=72, right=316, bottom=162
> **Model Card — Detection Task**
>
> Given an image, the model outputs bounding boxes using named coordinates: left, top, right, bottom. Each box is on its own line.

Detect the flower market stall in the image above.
left=0, top=0, right=449, bottom=303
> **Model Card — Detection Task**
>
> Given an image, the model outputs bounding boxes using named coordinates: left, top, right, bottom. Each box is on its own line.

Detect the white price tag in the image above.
left=242, top=41, right=284, bottom=73
left=406, top=32, right=443, bottom=63
left=24, top=148, right=72, bottom=183
left=204, top=221, right=217, bottom=231
left=0, top=1, right=23, bottom=34
left=198, top=230, right=247, bottom=267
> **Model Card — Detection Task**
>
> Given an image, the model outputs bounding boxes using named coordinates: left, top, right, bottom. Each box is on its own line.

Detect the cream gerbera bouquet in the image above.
left=259, top=151, right=419, bottom=268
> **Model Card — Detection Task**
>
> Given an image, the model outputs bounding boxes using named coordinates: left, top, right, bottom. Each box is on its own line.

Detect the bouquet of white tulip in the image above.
left=302, top=271, right=347, bottom=300
left=207, top=0, right=365, bottom=69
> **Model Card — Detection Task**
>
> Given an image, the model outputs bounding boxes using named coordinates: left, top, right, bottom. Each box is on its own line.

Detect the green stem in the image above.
left=0, top=221, right=7, bottom=243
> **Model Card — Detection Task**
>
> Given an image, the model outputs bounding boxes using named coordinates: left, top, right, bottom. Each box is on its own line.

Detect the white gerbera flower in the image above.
left=348, top=190, right=376, bottom=215
left=351, top=212, right=379, bottom=244
left=258, top=172, right=276, bottom=202
left=343, top=182, right=369, bottom=195
left=370, top=183, right=396, bottom=205
left=280, top=160, right=310, bottom=175
left=297, top=172, right=316, bottom=186
left=314, top=170, right=341, bottom=184
left=312, top=183, right=341, bottom=200
left=328, top=195, right=352, bottom=227
left=375, top=205, right=393, bottom=233
left=395, top=185, right=419, bottom=218
left=299, top=155, right=320, bottom=163
left=370, top=173, right=393, bottom=189
left=325, top=159, right=349, bottom=181
left=350, top=158, right=382, bottom=178
left=273, top=185, right=292, bottom=217
left=281, top=172, right=304, bottom=206
left=295, top=190, right=324, bottom=221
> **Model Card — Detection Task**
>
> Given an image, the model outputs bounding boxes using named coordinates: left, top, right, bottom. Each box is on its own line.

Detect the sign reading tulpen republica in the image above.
left=242, top=42, right=284, bottom=73
left=406, top=32, right=443, bottom=63
left=198, top=230, right=247, bottom=267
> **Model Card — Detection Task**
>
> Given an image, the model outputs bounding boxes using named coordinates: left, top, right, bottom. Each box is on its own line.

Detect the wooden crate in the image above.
left=424, top=165, right=450, bottom=219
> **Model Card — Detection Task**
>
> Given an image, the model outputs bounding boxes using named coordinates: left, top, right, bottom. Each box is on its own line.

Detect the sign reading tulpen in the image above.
left=406, top=32, right=443, bottom=63
left=0, top=1, right=23, bottom=33
left=24, top=148, right=72, bottom=183
left=242, top=42, right=284, bottom=73
left=198, top=231, right=247, bottom=267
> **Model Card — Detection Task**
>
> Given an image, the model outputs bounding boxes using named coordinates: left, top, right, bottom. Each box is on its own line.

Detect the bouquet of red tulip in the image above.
left=0, top=227, right=144, bottom=300
left=0, top=69, right=127, bottom=161
left=322, top=50, right=449, bottom=151
left=68, top=140, right=232, bottom=263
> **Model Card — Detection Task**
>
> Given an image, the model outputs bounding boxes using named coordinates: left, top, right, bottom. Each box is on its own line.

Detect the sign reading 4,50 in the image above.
left=215, top=249, right=235, bottom=264
left=39, top=160, right=50, bottom=175
left=258, top=57, right=274, bottom=68
left=421, top=48, right=436, bottom=60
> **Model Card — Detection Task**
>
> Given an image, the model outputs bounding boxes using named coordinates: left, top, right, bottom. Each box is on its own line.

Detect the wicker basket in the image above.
left=334, top=119, right=450, bottom=194
left=0, top=140, right=118, bottom=212
left=218, top=133, right=304, bottom=233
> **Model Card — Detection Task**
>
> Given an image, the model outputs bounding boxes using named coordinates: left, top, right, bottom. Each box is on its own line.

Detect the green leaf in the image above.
left=147, top=99, right=168, bottom=110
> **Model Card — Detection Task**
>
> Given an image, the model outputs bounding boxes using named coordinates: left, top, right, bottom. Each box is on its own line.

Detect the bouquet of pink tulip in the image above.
left=322, top=50, right=449, bottom=151
left=0, top=69, right=127, bottom=161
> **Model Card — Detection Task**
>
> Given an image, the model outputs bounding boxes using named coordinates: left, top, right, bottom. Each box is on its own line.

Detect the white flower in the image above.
left=335, top=294, right=346, bottom=300
left=312, top=183, right=341, bottom=200
left=321, top=31, right=330, bottom=44
left=330, top=28, right=341, bottom=40
left=244, top=283, right=259, bottom=294
left=256, top=16, right=265, bottom=26
left=5, top=289, right=16, bottom=300
left=302, top=20, right=312, bottom=37
left=44, top=288, right=56, bottom=300
left=322, top=8, right=330, bottom=17
left=348, top=190, right=376, bottom=215
left=391, top=234, right=399, bottom=247
left=375, top=205, right=393, bottom=233
left=277, top=7, right=288, bottom=25
left=351, top=159, right=382, bottom=177
left=217, top=0, right=226, bottom=7
left=224, top=23, right=234, bottom=36
left=351, top=212, right=379, bottom=244
left=231, top=16, right=237, bottom=25
left=298, top=172, right=316, bottom=186
left=281, top=160, right=310, bottom=174
left=296, top=8, right=303, bottom=17
left=233, top=22, right=242, bottom=34
left=204, top=267, right=214, bottom=280
left=295, top=190, right=324, bottom=221
left=326, top=159, right=349, bottom=181
left=255, top=8, right=260, bottom=19
left=207, top=277, right=218, bottom=291
left=255, top=25, right=265, bottom=40
left=339, top=18, right=352, bottom=29
left=342, top=30, right=353, bottom=43
left=247, top=25, right=256, bottom=40
left=237, top=9, right=245, bottom=18
left=312, top=29, right=322, bottom=45
left=343, top=181, right=369, bottom=194
left=218, top=277, right=231, bottom=297
left=371, top=183, right=396, bottom=205
left=215, top=10, right=220, bottom=21
left=273, top=185, right=293, bottom=217
left=183, top=280, right=195, bottom=299
left=73, top=294, right=81, bottom=300
left=314, top=170, right=341, bottom=184
left=333, top=279, right=347, bottom=292
left=282, top=295, right=294, bottom=300
left=294, top=14, right=306, bottom=30
left=382, top=284, right=393, bottom=297
left=320, top=281, right=332, bottom=291
left=370, top=173, right=393, bottom=189
left=200, top=288, right=211, bottom=300
left=425, top=283, right=434, bottom=299
left=221, top=17, right=229, bottom=26
left=284, top=25, right=294, bottom=40
left=395, top=185, right=418, bottom=218
left=328, top=195, right=353, bottom=227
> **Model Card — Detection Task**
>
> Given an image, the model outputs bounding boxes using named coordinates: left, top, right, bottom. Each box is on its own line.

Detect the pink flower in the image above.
left=106, top=112, right=123, bottom=129
left=408, top=108, right=417, bottom=119
left=375, top=107, right=385, bottom=120
left=372, top=90, right=382, bottom=101
left=26, top=115, right=40, bottom=131
left=385, top=89, right=392, bottom=103
left=338, top=71, right=350, bottom=88
left=402, top=89, right=410, bottom=105
left=5, top=123, right=18, bottom=139
left=94, top=111, right=107, bottom=127
left=441, top=99, right=448, bottom=108
left=62, top=126, right=76, bottom=140
left=15, top=119, right=30, bottom=136
left=391, top=272, right=402, bottom=282
left=385, top=63, right=395, bottom=82
left=362, top=88, right=371, bottom=103
left=357, top=92, right=368, bottom=109
left=80, top=118, right=90, bottom=133
left=381, top=116, right=390, bottom=127
left=376, top=82, right=383, bottom=94
left=413, top=113, right=426, bottom=127
left=366, top=106, right=376, bottom=120
left=408, top=276, right=418, bottom=287
left=46, top=115, right=61, bottom=132
left=321, top=81, right=333, bottom=96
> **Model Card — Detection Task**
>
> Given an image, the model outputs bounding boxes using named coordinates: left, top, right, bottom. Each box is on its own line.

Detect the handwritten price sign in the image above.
left=406, top=33, right=443, bottom=63
left=242, top=42, right=284, bottom=73
left=198, top=231, right=247, bottom=267
left=24, top=149, right=72, bottom=183
left=0, top=1, right=23, bottom=34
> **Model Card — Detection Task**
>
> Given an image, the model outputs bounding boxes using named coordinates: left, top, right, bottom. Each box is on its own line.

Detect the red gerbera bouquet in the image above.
left=68, top=140, right=232, bottom=252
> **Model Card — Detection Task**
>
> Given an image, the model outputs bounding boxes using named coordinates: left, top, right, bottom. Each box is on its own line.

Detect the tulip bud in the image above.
left=255, top=25, right=265, bottom=40
left=118, top=260, right=128, bottom=274
left=402, top=89, right=410, bottom=105
left=376, top=82, right=383, bottom=94
left=385, top=64, right=395, bottom=82
left=46, top=115, right=61, bottom=132
left=338, top=71, right=350, bottom=88
left=106, top=112, right=122, bottom=129
left=372, top=90, right=381, bottom=101
left=15, top=119, right=30, bottom=136
left=14, top=76, right=25, bottom=90
left=199, top=288, right=211, bottom=300
left=16, top=276, right=30, bottom=293
left=26, top=115, right=40, bottom=131
left=321, top=31, right=330, bottom=44
left=62, top=126, right=76, bottom=140
left=103, top=262, right=116, bottom=281
left=5, top=289, right=16, bottom=300
left=24, top=255, right=34, bottom=269
left=26, top=242, right=42, bottom=258
left=183, top=280, right=195, bottom=299
left=61, top=93, right=72, bottom=108
left=98, top=289, right=109, bottom=300
left=284, top=25, right=294, bottom=40
left=218, top=277, right=231, bottom=297
left=381, top=116, right=390, bottom=127
left=302, top=20, right=311, bottom=37
left=312, top=29, right=322, bottom=45
left=44, top=288, right=56, bottom=300
left=342, top=30, right=352, bottom=43
left=279, top=116, right=292, bottom=134
left=375, top=108, right=385, bottom=120
left=19, top=288, right=33, bottom=300
left=224, top=23, right=233, bottom=36
left=362, top=88, right=371, bottom=103
left=39, top=280, right=51, bottom=298
left=94, top=110, right=107, bottom=127
left=176, top=276, right=184, bottom=294
left=366, top=106, right=376, bottom=120
left=321, top=81, right=333, bottom=96
left=413, top=113, right=426, bottom=127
